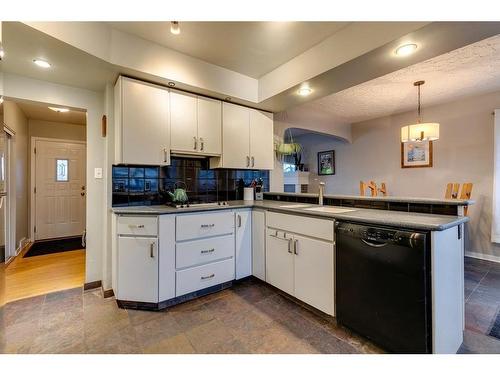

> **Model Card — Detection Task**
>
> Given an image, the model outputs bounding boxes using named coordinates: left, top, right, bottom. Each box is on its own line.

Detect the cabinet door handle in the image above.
left=293, top=239, right=298, bottom=255
left=246, top=156, right=250, bottom=167
left=200, top=248, right=215, bottom=254
left=251, top=156, right=255, bottom=168
left=201, top=273, right=215, bottom=280
left=237, top=214, right=242, bottom=228
left=150, top=242, right=155, bottom=258
left=287, top=238, right=293, bottom=254
left=163, top=148, right=168, bottom=163
left=129, top=224, right=145, bottom=229
left=200, top=137, right=204, bottom=151
left=194, top=136, right=198, bottom=150
left=200, top=223, right=215, bottom=228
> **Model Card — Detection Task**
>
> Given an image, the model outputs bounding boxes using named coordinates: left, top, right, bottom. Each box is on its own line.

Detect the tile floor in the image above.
left=1, top=256, right=499, bottom=354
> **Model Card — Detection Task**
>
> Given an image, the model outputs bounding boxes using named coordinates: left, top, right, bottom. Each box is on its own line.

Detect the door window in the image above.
left=56, top=159, right=69, bottom=181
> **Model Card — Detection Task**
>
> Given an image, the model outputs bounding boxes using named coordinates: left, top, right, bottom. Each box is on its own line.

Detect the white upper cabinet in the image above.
left=170, top=91, right=198, bottom=153
left=250, top=110, right=274, bottom=170
left=116, top=77, right=170, bottom=165
left=219, top=102, right=250, bottom=169
left=197, top=96, right=222, bottom=155
left=211, top=102, right=274, bottom=170
left=170, top=90, right=222, bottom=156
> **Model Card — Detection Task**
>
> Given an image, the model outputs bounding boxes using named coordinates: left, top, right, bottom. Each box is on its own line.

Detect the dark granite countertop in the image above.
left=264, top=192, right=474, bottom=206
left=111, top=200, right=469, bottom=231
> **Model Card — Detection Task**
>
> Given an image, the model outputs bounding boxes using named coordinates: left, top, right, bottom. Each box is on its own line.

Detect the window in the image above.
left=56, top=159, right=69, bottom=182
left=283, top=163, right=295, bottom=173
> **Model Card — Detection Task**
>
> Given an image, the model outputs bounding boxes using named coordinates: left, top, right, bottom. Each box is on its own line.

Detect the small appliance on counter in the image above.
left=255, top=178, right=264, bottom=200
left=244, top=187, right=254, bottom=201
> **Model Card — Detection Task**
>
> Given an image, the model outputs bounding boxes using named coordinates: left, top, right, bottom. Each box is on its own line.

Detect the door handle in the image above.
left=237, top=214, right=241, bottom=227
left=80, top=192, right=85, bottom=196
left=194, top=136, right=198, bottom=150
left=361, top=239, right=389, bottom=248
left=200, top=137, right=204, bottom=151
left=246, top=156, right=250, bottom=167
left=251, top=156, right=255, bottom=168
left=163, top=148, right=168, bottom=163
left=150, top=242, right=155, bottom=258
left=287, top=238, right=293, bottom=254
left=293, top=239, right=298, bottom=255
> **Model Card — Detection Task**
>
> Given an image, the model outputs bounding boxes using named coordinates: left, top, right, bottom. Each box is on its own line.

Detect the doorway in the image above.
left=3, top=99, right=87, bottom=302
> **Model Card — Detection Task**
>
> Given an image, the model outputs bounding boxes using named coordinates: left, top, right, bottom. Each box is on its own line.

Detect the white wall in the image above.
left=3, top=101, right=29, bottom=251
left=295, top=90, right=500, bottom=261
left=4, top=73, right=104, bottom=283
left=29, top=119, right=86, bottom=141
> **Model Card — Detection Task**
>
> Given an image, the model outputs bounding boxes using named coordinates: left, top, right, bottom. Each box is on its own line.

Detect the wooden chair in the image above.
left=360, top=181, right=387, bottom=197
left=445, top=182, right=473, bottom=215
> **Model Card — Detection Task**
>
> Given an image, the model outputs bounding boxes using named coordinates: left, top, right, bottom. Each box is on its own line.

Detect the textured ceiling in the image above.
left=281, top=34, right=500, bottom=127
left=108, top=21, right=349, bottom=78
left=16, top=100, right=86, bottom=125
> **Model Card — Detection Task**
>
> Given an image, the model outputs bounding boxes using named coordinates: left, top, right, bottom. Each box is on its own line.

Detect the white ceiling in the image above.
left=2, top=22, right=117, bottom=92
left=108, top=21, right=349, bottom=78
left=16, top=101, right=86, bottom=125
left=282, top=33, right=500, bottom=127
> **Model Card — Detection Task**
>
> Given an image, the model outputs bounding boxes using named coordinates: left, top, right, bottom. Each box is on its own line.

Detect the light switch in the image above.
left=94, top=167, right=103, bottom=179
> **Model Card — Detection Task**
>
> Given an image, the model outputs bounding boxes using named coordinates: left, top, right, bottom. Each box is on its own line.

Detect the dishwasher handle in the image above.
left=361, top=238, right=389, bottom=248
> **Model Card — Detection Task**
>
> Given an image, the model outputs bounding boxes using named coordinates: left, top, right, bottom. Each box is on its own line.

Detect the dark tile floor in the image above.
left=1, top=256, right=499, bottom=354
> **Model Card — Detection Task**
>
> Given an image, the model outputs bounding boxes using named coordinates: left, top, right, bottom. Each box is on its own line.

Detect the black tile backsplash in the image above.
left=112, top=157, right=269, bottom=207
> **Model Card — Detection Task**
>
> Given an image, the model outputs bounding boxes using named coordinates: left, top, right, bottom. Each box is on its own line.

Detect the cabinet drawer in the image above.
left=176, top=211, right=234, bottom=241
left=176, top=235, right=234, bottom=269
left=176, top=258, right=235, bottom=297
left=117, top=215, right=158, bottom=236
left=266, top=211, right=334, bottom=242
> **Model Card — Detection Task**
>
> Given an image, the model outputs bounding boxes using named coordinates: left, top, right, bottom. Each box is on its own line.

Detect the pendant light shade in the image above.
left=401, top=81, right=440, bottom=143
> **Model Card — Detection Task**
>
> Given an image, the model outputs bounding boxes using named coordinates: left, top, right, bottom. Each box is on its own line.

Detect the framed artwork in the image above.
left=401, top=141, right=433, bottom=168
left=317, top=150, right=335, bottom=175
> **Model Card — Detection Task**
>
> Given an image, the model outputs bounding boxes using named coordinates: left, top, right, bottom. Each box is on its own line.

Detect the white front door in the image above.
left=34, top=139, right=86, bottom=240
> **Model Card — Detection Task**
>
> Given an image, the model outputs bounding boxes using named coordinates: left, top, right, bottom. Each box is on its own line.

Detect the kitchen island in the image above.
left=111, top=196, right=469, bottom=354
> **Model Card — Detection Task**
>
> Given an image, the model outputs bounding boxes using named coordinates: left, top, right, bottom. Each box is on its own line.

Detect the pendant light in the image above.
left=401, top=81, right=439, bottom=143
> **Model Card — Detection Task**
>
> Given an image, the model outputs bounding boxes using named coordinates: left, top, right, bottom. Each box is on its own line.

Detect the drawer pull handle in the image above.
left=201, top=273, right=215, bottom=280
left=201, top=248, right=215, bottom=254
left=129, top=224, right=145, bottom=229
left=150, top=242, right=155, bottom=258
left=200, top=224, right=215, bottom=228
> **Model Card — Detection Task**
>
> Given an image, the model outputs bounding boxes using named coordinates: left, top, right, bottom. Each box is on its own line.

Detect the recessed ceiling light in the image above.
left=297, top=87, right=312, bottom=96
left=170, top=21, right=180, bottom=35
left=33, top=59, right=51, bottom=68
left=48, top=107, right=69, bottom=113
left=395, top=43, right=418, bottom=57
left=225, top=97, right=232, bottom=101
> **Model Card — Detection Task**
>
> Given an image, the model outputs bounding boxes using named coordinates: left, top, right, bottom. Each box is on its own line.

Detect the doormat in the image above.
left=24, top=237, right=85, bottom=258
left=488, top=307, right=500, bottom=340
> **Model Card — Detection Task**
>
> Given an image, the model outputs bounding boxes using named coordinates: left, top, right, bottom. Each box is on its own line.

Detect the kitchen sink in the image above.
left=279, top=204, right=312, bottom=209
left=304, top=206, right=356, bottom=214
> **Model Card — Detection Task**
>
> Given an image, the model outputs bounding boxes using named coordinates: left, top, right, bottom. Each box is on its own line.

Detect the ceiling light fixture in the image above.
left=395, top=43, right=418, bottom=57
left=33, top=59, right=51, bottom=68
left=168, top=82, right=175, bottom=87
left=297, top=87, right=312, bottom=97
left=48, top=106, right=70, bottom=113
left=170, top=21, right=180, bottom=35
left=401, top=81, right=439, bottom=143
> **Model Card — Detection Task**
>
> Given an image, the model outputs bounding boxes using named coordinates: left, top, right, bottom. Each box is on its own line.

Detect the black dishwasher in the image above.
left=335, top=221, right=432, bottom=353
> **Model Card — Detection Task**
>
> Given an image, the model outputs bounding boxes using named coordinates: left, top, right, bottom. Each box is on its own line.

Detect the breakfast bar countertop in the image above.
left=111, top=200, right=469, bottom=231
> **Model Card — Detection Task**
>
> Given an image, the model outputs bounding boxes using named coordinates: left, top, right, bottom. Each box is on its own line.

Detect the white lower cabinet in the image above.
left=176, top=258, right=235, bottom=297
left=235, top=209, right=252, bottom=279
left=117, top=236, right=159, bottom=303
left=252, top=209, right=266, bottom=281
left=266, top=229, right=294, bottom=296
left=293, top=234, right=334, bottom=315
left=266, top=215, right=335, bottom=316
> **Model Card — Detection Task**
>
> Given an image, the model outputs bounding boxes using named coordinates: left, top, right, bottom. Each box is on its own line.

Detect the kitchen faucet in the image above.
left=318, top=182, right=326, bottom=206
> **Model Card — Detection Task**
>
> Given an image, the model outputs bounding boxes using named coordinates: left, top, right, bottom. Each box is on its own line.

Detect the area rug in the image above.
left=24, top=237, right=85, bottom=258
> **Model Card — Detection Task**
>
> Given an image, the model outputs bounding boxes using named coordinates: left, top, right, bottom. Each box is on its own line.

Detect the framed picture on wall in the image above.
left=401, top=141, right=433, bottom=168
left=318, top=150, right=335, bottom=175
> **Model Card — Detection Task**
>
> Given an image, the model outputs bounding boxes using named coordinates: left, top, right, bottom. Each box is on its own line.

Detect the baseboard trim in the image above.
left=102, top=288, right=114, bottom=298
left=83, top=280, right=102, bottom=291
left=465, top=251, right=500, bottom=264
